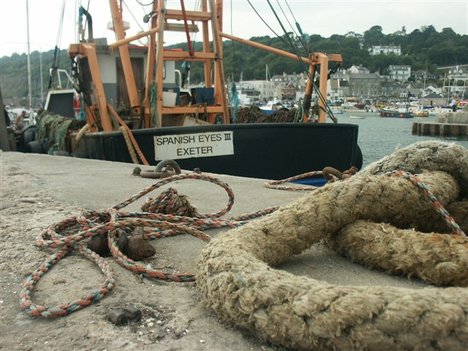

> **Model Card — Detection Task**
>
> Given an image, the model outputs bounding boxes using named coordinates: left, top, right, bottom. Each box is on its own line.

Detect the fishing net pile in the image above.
left=196, top=141, right=468, bottom=351
left=36, top=113, right=83, bottom=154
left=236, top=106, right=299, bottom=123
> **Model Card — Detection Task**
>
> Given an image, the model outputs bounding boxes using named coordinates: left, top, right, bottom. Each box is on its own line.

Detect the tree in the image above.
left=1, top=26, right=467, bottom=99
left=363, top=25, right=384, bottom=47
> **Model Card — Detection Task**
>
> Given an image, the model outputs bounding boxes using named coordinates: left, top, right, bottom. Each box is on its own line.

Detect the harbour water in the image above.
left=341, top=111, right=468, bottom=167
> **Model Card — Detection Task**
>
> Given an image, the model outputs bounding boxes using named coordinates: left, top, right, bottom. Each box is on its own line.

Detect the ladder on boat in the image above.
left=139, top=0, right=230, bottom=127
left=68, top=0, right=230, bottom=131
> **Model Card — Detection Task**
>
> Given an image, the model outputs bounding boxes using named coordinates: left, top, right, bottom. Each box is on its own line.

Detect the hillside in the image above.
left=0, top=49, right=69, bottom=107
left=1, top=25, right=467, bottom=106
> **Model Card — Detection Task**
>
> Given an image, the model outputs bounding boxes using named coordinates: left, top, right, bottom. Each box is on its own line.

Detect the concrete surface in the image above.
left=0, top=151, right=428, bottom=351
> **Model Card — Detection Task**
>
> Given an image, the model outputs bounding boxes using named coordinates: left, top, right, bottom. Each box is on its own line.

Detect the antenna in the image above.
left=26, top=0, right=32, bottom=110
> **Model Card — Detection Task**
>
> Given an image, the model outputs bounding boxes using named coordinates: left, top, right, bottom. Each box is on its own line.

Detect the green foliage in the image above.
left=182, top=25, right=467, bottom=83
left=1, top=25, right=467, bottom=104
left=0, top=49, right=69, bottom=106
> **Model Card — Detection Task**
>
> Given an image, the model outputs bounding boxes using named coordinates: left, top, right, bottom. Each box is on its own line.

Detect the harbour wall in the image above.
left=412, top=111, right=468, bottom=137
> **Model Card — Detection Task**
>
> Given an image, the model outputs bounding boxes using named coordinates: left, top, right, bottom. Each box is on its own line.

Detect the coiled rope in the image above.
left=196, top=141, right=468, bottom=351
left=20, top=244, right=114, bottom=318
left=20, top=172, right=277, bottom=318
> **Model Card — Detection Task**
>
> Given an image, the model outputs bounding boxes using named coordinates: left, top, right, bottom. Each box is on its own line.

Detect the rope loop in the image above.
left=196, top=140, right=468, bottom=351
left=113, top=172, right=236, bottom=218
left=20, top=244, right=115, bottom=318
left=22, top=171, right=274, bottom=318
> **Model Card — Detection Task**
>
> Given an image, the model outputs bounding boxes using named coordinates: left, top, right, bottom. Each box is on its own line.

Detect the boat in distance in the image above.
left=379, top=109, right=414, bottom=118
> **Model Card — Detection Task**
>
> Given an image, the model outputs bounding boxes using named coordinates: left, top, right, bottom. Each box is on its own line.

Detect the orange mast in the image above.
left=69, top=0, right=341, bottom=130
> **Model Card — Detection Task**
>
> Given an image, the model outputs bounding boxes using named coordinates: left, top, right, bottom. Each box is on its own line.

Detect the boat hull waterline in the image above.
left=75, top=123, right=362, bottom=180
left=379, top=110, right=414, bottom=118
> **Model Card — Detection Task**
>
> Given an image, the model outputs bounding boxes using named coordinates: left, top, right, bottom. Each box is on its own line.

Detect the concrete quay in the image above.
left=412, top=111, right=468, bottom=137
left=0, top=151, right=438, bottom=351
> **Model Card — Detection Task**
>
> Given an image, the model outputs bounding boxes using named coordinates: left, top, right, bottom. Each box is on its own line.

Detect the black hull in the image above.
left=379, top=110, right=413, bottom=118
left=75, top=123, right=361, bottom=180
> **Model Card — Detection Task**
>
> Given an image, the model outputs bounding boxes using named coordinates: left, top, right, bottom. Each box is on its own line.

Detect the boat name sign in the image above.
left=154, top=131, right=234, bottom=160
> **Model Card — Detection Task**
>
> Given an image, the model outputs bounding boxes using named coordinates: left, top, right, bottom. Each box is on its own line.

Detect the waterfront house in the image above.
left=420, top=92, right=446, bottom=107
left=369, top=45, right=401, bottom=56
left=348, top=72, right=381, bottom=98
left=388, top=65, right=411, bottom=82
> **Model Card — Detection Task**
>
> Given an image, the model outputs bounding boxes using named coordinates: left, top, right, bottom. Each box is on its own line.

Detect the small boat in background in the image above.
left=259, top=99, right=286, bottom=116
left=330, top=106, right=344, bottom=115
left=412, top=110, right=429, bottom=118
left=379, top=108, right=413, bottom=118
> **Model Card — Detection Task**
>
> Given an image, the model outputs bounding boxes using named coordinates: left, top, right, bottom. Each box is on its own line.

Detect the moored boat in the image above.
left=19, top=0, right=362, bottom=179
left=75, top=122, right=361, bottom=179
left=330, top=106, right=344, bottom=115
left=259, top=99, right=285, bottom=116
left=412, top=110, right=429, bottom=118
left=379, top=108, right=414, bottom=118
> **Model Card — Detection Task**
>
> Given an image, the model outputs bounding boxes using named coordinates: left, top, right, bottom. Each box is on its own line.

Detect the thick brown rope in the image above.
left=119, top=126, right=140, bottom=164
left=107, top=103, right=149, bottom=165
left=197, top=141, right=468, bottom=351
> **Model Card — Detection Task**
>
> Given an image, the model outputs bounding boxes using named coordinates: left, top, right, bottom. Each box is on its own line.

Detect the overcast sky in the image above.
left=1, top=0, right=467, bottom=58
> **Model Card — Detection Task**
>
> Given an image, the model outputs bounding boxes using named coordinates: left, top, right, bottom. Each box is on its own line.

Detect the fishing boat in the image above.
left=330, top=106, right=344, bottom=115
left=412, top=110, right=429, bottom=118
left=28, top=0, right=362, bottom=179
left=379, top=108, right=413, bottom=119
left=259, top=99, right=285, bottom=116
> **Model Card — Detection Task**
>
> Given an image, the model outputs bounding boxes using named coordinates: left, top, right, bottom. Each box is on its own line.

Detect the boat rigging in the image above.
left=23, top=0, right=363, bottom=179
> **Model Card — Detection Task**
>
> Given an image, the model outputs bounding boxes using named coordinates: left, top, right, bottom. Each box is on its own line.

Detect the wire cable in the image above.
left=135, top=0, right=154, bottom=7
left=123, top=0, right=146, bottom=32
left=262, top=1, right=337, bottom=122
left=246, top=0, right=289, bottom=47
left=230, top=0, right=237, bottom=82
left=273, top=0, right=308, bottom=55
left=266, top=0, right=298, bottom=51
